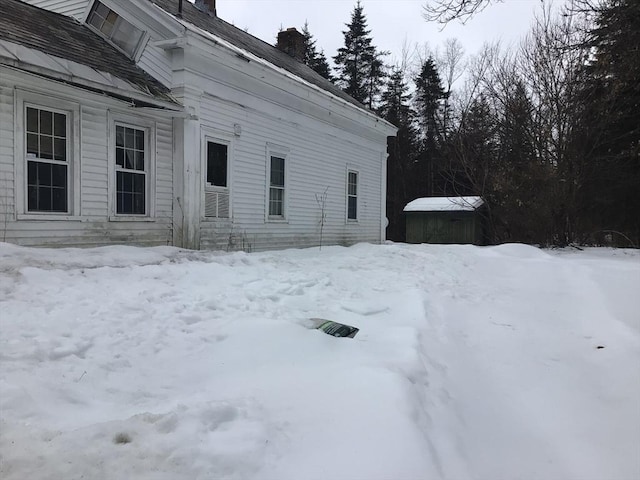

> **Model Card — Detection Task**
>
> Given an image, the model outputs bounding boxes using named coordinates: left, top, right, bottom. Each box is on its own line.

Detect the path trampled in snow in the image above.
left=1, top=242, right=638, bottom=479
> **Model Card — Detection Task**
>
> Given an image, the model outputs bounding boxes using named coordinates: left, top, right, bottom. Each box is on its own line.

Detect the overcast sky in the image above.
left=214, top=0, right=550, bottom=69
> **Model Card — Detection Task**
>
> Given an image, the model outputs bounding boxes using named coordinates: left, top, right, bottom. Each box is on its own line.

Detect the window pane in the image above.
left=27, top=184, right=38, bottom=211
left=39, top=110, right=52, bottom=135
left=101, top=11, right=117, bottom=35
left=133, top=172, right=145, bottom=192
left=135, top=129, right=145, bottom=150
left=270, top=156, right=285, bottom=187
left=125, top=127, right=134, bottom=149
left=88, top=12, right=103, bottom=29
left=27, top=160, right=37, bottom=185
left=133, top=173, right=145, bottom=214
left=40, top=135, right=53, bottom=160
left=95, top=2, right=109, bottom=17
left=54, top=113, right=66, bottom=137
left=207, top=142, right=227, bottom=187
left=111, top=19, right=142, bottom=56
left=348, top=197, right=357, bottom=220
left=26, top=107, right=38, bottom=133
left=122, top=169, right=132, bottom=191
left=54, top=138, right=66, bottom=161
left=125, top=150, right=135, bottom=169
left=51, top=164, right=67, bottom=188
left=36, top=186, right=52, bottom=211
left=116, top=126, right=125, bottom=147
left=135, top=151, right=145, bottom=171
left=26, top=133, right=38, bottom=156
left=52, top=187, right=67, bottom=212
left=38, top=161, right=52, bottom=186
left=116, top=148, right=124, bottom=167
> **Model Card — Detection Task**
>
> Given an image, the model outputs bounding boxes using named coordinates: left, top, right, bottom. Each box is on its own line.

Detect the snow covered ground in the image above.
left=1, top=241, right=638, bottom=480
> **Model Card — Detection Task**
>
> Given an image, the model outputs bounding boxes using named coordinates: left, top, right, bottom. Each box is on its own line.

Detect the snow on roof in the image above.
left=403, top=196, right=484, bottom=212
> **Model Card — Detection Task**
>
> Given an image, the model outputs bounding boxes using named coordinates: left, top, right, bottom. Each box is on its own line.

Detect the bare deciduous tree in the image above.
left=423, top=0, right=502, bottom=24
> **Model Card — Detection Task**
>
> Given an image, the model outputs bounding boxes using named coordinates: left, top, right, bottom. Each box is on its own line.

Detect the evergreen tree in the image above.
left=413, top=57, right=447, bottom=195
left=414, top=57, right=447, bottom=141
left=333, top=0, right=387, bottom=108
left=575, top=0, right=640, bottom=245
left=301, top=21, right=333, bottom=81
left=379, top=68, right=418, bottom=241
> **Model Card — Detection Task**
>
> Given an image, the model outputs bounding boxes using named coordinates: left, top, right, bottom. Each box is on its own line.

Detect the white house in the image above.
left=1, top=0, right=396, bottom=250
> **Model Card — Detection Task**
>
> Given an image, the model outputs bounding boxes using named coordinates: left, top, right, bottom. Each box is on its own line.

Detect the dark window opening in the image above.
left=207, top=141, right=228, bottom=187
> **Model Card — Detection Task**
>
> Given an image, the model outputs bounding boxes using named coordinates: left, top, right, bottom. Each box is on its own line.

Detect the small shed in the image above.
left=403, top=196, right=485, bottom=245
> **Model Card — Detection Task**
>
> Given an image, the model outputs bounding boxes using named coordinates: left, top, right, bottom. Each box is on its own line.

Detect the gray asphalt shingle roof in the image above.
left=0, top=0, right=173, bottom=102
left=2, top=0, right=370, bottom=114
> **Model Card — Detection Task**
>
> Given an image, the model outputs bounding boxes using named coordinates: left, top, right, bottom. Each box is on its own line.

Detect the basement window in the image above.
left=87, top=1, right=144, bottom=57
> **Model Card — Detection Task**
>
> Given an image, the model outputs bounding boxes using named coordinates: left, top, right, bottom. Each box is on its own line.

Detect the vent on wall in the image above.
left=205, top=190, right=229, bottom=218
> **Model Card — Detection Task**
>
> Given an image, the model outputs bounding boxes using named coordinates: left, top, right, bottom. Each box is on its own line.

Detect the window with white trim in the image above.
left=204, top=139, right=230, bottom=218
left=347, top=170, right=358, bottom=220
left=269, top=155, right=286, bottom=218
left=115, top=124, right=147, bottom=215
left=25, top=106, right=70, bottom=213
left=87, top=1, right=144, bottom=57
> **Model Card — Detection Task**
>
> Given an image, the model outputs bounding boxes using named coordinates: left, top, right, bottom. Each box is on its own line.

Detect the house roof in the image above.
left=404, top=196, right=485, bottom=212
left=149, top=0, right=367, bottom=112
left=0, top=0, right=174, bottom=103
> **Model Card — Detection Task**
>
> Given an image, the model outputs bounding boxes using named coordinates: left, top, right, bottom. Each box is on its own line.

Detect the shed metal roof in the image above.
left=0, top=0, right=174, bottom=103
left=404, top=196, right=485, bottom=212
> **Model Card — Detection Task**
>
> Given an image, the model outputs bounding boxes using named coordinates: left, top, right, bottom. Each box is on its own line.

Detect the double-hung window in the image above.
left=25, top=106, right=69, bottom=213
left=115, top=125, right=147, bottom=215
left=269, top=155, right=286, bottom=218
left=347, top=170, right=358, bottom=220
left=87, top=1, right=144, bottom=57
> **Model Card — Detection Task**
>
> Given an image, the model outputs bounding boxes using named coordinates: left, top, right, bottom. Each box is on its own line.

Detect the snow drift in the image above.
left=1, top=242, right=638, bottom=479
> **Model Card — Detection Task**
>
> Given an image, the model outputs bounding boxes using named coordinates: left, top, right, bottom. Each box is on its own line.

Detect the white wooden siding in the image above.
left=0, top=67, right=174, bottom=247
left=195, top=88, right=386, bottom=252
left=0, top=83, right=15, bottom=234
left=138, top=43, right=173, bottom=88
left=20, top=0, right=89, bottom=19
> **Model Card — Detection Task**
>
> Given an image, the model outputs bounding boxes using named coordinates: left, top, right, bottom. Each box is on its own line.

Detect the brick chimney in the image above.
left=276, top=28, right=305, bottom=62
left=194, top=0, right=216, bottom=16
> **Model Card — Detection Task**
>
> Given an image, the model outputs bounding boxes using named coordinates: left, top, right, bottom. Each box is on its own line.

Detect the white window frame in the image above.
left=107, top=111, right=156, bottom=220
left=84, top=0, right=148, bottom=61
left=201, top=128, right=233, bottom=219
left=346, top=168, right=359, bottom=222
left=265, top=143, right=290, bottom=222
left=14, top=89, right=81, bottom=220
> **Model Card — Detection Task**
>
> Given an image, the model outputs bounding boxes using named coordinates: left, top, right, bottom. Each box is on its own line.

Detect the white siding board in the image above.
left=21, top=0, right=89, bottom=19
left=138, top=44, right=173, bottom=88
left=0, top=82, right=16, bottom=228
